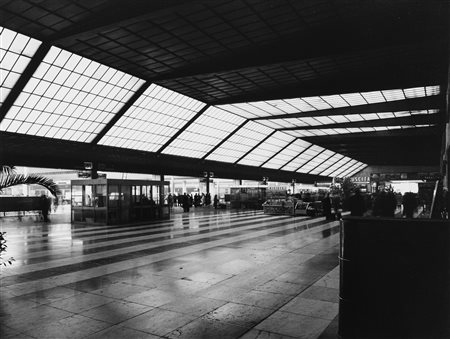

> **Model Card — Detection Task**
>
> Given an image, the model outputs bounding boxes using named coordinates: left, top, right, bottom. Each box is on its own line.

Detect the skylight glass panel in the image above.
left=314, top=154, right=345, bottom=176
left=279, top=140, right=316, bottom=171
left=321, top=95, right=349, bottom=108
left=99, top=84, right=205, bottom=152
left=1, top=46, right=144, bottom=142
left=219, top=103, right=264, bottom=119
left=296, top=148, right=330, bottom=173
left=381, top=88, right=405, bottom=101
left=0, top=27, right=41, bottom=104
left=163, top=107, right=246, bottom=159
left=206, top=121, right=273, bottom=163
left=307, top=150, right=337, bottom=175
left=238, top=131, right=295, bottom=167
left=257, top=119, right=293, bottom=129
left=425, top=86, right=440, bottom=96
left=302, top=96, right=333, bottom=110
left=332, top=159, right=358, bottom=177
left=403, top=87, right=425, bottom=98
left=329, top=115, right=350, bottom=123
left=262, top=139, right=312, bottom=169
left=268, top=99, right=301, bottom=113
left=217, top=86, right=440, bottom=123
left=360, top=91, right=385, bottom=104
left=340, top=162, right=364, bottom=177
left=320, top=157, right=352, bottom=177
left=340, top=93, right=367, bottom=106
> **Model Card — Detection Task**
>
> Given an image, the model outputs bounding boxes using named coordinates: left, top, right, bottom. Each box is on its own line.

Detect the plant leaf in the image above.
left=0, top=173, right=60, bottom=197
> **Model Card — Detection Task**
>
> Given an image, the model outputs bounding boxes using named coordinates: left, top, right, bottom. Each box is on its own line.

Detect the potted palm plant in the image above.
left=0, top=165, right=60, bottom=267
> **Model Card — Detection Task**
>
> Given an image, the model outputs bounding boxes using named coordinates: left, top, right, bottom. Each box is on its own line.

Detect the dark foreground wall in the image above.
left=339, top=216, right=450, bottom=339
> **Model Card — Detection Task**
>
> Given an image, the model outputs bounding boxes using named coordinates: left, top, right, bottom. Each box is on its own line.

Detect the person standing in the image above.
left=322, top=193, right=333, bottom=220
left=40, top=194, right=50, bottom=222
left=213, top=194, right=219, bottom=209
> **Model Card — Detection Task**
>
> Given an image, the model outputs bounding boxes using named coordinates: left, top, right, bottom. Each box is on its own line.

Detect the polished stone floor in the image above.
left=0, top=207, right=341, bottom=338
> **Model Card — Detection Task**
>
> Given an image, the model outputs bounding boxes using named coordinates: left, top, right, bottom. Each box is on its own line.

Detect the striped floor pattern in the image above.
left=0, top=208, right=340, bottom=339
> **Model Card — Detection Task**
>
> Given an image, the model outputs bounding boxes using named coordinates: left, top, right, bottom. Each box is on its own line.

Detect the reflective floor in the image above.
left=1, top=207, right=340, bottom=338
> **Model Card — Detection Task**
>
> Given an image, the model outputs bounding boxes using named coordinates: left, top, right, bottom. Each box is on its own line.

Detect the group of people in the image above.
left=167, top=192, right=220, bottom=212
left=321, top=188, right=422, bottom=220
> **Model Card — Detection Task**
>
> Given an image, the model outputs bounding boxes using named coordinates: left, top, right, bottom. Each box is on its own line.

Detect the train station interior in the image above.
left=0, top=1, right=449, bottom=338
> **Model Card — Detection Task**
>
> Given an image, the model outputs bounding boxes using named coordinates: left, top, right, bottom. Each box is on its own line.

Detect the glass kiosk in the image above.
left=71, top=178, right=170, bottom=225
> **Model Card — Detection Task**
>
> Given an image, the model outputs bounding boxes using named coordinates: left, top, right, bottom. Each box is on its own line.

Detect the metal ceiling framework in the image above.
left=0, top=0, right=448, bottom=180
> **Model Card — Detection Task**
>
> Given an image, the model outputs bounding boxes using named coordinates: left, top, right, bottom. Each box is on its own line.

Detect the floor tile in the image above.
left=121, top=308, right=196, bottom=336
left=231, top=290, right=293, bottom=310
left=239, top=329, right=297, bottom=339
left=159, top=295, right=227, bottom=317
left=1, top=304, right=74, bottom=332
left=90, top=281, right=150, bottom=300
left=48, top=292, right=114, bottom=313
left=203, top=302, right=274, bottom=328
left=85, top=324, right=162, bottom=339
left=83, top=300, right=153, bottom=324
left=22, top=314, right=110, bottom=338
left=298, top=286, right=339, bottom=303
left=124, top=288, right=179, bottom=307
left=280, top=297, right=339, bottom=320
left=255, top=311, right=330, bottom=339
left=254, top=280, right=308, bottom=296
left=166, top=317, right=248, bottom=339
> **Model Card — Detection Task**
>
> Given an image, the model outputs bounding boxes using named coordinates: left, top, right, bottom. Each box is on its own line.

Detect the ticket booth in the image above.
left=71, top=178, right=170, bottom=225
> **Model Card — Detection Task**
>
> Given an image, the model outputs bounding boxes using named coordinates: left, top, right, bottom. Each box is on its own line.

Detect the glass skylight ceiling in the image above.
left=1, top=46, right=144, bottom=142
left=163, top=106, right=246, bottom=159
left=218, top=86, right=440, bottom=119
left=238, top=131, right=295, bottom=167
left=257, top=109, right=439, bottom=130
left=284, top=124, right=435, bottom=138
left=263, top=139, right=316, bottom=170
left=206, top=121, right=274, bottom=163
left=99, top=84, right=206, bottom=152
left=0, top=26, right=370, bottom=179
left=0, top=27, right=41, bottom=104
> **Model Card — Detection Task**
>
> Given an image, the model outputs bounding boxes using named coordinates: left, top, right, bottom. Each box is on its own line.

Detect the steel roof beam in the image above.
left=277, top=113, right=440, bottom=131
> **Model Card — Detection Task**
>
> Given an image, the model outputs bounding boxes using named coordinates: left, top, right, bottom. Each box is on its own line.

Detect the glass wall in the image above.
left=72, top=178, right=170, bottom=225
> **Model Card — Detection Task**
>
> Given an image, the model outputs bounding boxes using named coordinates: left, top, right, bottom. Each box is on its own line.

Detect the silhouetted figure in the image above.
left=213, top=194, right=219, bottom=209
left=402, top=192, right=418, bottom=218
left=182, top=193, right=190, bottom=212
left=348, top=189, right=365, bottom=216
left=168, top=194, right=173, bottom=209
left=373, top=190, right=397, bottom=217
left=322, top=193, right=333, bottom=220
left=40, top=194, right=50, bottom=222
